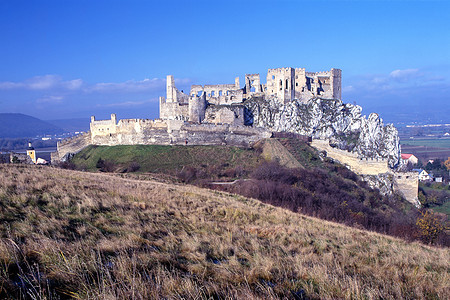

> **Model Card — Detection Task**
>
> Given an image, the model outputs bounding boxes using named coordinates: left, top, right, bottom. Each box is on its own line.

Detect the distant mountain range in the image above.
left=0, top=113, right=91, bottom=138
left=0, top=113, right=64, bottom=138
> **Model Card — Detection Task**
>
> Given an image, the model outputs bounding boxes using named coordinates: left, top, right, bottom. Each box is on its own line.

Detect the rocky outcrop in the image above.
left=245, top=97, right=400, bottom=168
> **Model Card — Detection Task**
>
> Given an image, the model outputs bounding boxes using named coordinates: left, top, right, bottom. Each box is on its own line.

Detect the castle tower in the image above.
left=330, top=68, right=342, bottom=100
left=166, top=75, right=176, bottom=103
left=26, top=142, right=36, bottom=164
left=188, top=92, right=206, bottom=123
left=266, top=67, right=295, bottom=103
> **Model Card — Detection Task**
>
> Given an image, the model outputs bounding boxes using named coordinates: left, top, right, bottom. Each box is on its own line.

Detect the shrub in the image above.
left=96, top=158, right=116, bottom=172
left=125, top=162, right=141, bottom=173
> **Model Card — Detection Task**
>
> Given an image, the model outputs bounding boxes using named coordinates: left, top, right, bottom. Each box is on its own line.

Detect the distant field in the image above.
left=401, top=138, right=450, bottom=148
left=400, top=138, right=450, bottom=161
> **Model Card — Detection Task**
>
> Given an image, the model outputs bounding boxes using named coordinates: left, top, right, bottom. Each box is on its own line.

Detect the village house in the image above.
left=412, top=168, right=431, bottom=181
left=401, top=153, right=418, bottom=165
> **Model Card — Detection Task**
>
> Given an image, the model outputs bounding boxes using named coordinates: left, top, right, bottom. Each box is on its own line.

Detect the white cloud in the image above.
left=36, top=95, right=64, bottom=104
left=0, top=75, right=84, bottom=91
left=0, top=75, right=193, bottom=96
left=389, top=68, right=420, bottom=80
left=87, top=78, right=166, bottom=93
left=98, top=99, right=157, bottom=108
left=64, top=79, right=84, bottom=90
left=342, top=85, right=354, bottom=92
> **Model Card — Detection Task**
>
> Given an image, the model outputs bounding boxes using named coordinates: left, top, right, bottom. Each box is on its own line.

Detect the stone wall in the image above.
left=265, top=67, right=342, bottom=103
left=54, top=132, right=91, bottom=162
left=311, top=139, right=390, bottom=175
left=204, top=105, right=244, bottom=126
left=393, top=172, right=420, bottom=207
left=311, top=139, right=419, bottom=206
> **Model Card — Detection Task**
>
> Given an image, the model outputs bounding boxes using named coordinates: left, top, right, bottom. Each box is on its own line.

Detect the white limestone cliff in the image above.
left=245, top=97, right=400, bottom=168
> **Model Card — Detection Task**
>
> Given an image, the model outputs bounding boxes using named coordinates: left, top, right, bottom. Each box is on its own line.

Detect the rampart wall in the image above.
left=311, top=139, right=390, bottom=175
left=54, top=132, right=91, bottom=162
left=311, top=139, right=419, bottom=206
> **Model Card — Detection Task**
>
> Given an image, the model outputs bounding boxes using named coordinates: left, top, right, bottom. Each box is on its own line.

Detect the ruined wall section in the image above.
left=181, top=123, right=270, bottom=146
left=311, top=139, right=419, bottom=206
left=190, top=83, right=243, bottom=105
left=393, top=172, right=420, bottom=207
left=311, top=139, right=390, bottom=175
left=160, top=75, right=190, bottom=121
left=54, top=132, right=91, bottom=162
left=244, top=74, right=262, bottom=95
left=204, top=105, right=244, bottom=126
left=91, top=118, right=170, bottom=146
left=90, top=114, right=117, bottom=136
left=266, top=67, right=295, bottom=103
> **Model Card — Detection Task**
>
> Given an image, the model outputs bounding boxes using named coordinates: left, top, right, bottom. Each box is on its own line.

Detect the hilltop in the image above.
left=0, top=164, right=448, bottom=299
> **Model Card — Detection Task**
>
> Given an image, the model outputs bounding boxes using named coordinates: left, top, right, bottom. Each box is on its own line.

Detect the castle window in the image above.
left=296, top=83, right=298, bottom=86
left=211, top=91, right=215, bottom=96
left=197, top=91, right=202, bottom=97
left=279, top=79, right=282, bottom=90
left=272, top=75, right=275, bottom=80
left=286, top=79, right=288, bottom=89
left=219, top=90, right=222, bottom=96
left=227, top=91, right=229, bottom=95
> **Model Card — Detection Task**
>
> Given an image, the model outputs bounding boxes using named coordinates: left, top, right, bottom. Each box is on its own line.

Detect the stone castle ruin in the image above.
left=52, top=66, right=419, bottom=206
left=55, top=66, right=342, bottom=160
left=159, top=67, right=341, bottom=125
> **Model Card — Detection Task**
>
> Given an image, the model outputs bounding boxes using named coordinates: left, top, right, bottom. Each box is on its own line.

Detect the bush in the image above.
left=177, top=166, right=197, bottom=183
left=96, top=158, right=116, bottom=172
left=209, top=161, right=446, bottom=245
left=125, top=162, right=140, bottom=173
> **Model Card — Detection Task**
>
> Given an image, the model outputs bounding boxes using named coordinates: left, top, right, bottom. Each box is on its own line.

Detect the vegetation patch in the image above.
left=0, top=164, right=449, bottom=299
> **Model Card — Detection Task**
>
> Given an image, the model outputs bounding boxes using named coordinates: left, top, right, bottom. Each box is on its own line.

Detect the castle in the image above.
left=159, top=67, right=341, bottom=125
left=54, top=67, right=342, bottom=161
left=51, top=66, right=419, bottom=207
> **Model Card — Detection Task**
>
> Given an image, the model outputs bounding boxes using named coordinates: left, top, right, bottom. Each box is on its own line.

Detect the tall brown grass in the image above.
left=0, top=164, right=448, bottom=299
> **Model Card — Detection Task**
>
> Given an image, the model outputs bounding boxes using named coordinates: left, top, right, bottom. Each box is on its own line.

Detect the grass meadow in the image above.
left=0, top=164, right=448, bottom=299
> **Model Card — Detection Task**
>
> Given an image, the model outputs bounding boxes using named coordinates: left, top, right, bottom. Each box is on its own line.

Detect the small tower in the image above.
left=26, top=142, right=36, bottom=164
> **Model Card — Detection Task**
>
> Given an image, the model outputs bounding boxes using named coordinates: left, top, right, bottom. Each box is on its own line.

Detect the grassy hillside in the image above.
left=0, top=164, right=449, bottom=299
left=72, top=144, right=263, bottom=176
left=69, top=141, right=449, bottom=246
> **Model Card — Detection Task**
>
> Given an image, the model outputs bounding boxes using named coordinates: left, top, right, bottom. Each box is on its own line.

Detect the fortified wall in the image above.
left=311, top=139, right=419, bottom=206
left=311, top=139, right=390, bottom=175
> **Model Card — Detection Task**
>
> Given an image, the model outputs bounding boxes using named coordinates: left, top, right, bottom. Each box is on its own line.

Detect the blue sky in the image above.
left=0, top=0, right=449, bottom=123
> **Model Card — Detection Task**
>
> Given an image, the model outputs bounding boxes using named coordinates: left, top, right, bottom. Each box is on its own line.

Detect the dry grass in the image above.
left=0, top=164, right=449, bottom=299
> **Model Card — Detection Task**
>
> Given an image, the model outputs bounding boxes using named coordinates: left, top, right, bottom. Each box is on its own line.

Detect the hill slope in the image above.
left=0, top=113, right=63, bottom=138
left=0, top=164, right=448, bottom=299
